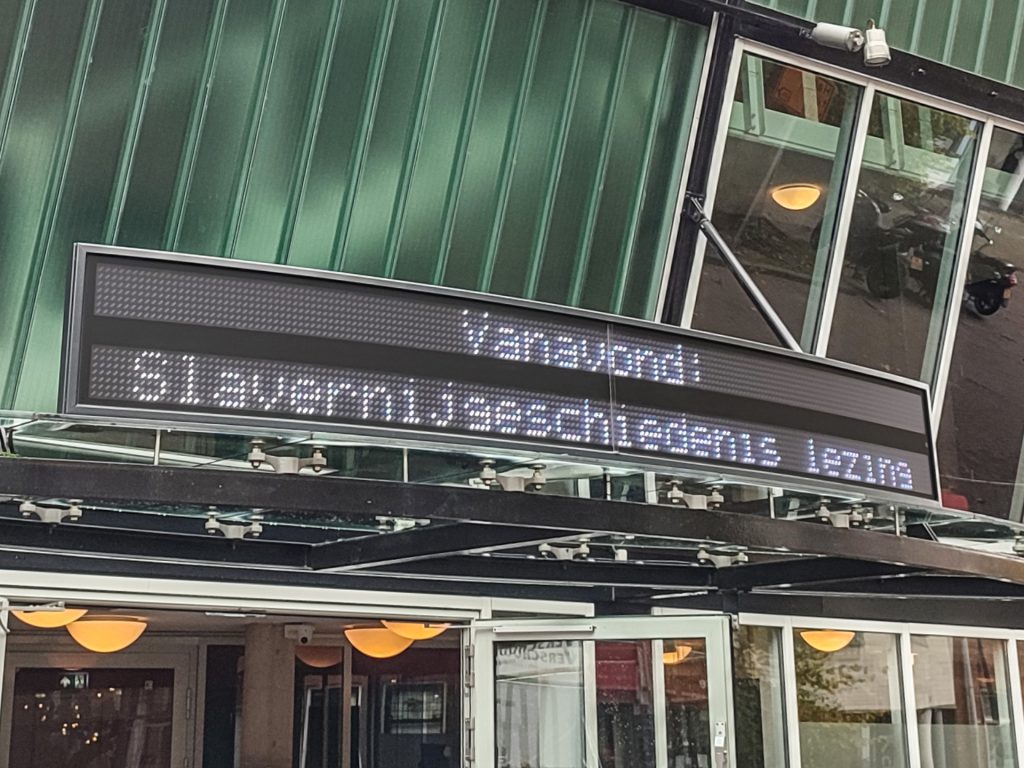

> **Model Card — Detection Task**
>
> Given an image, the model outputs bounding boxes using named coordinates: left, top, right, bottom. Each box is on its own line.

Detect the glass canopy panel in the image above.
left=937, top=125, right=1024, bottom=518
left=827, top=94, right=980, bottom=380
left=692, top=54, right=860, bottom=349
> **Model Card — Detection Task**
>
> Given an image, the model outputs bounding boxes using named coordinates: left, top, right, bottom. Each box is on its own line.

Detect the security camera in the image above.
left=862, top=21, right=891, bottom=67
left=285, top=624, right=315, bottom=645
left=807, top=22, right=865, bottom=52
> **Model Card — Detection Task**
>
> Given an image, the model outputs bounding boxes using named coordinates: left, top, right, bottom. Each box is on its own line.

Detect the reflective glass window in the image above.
left=912, top=635, right=1015, bottom=767
left=793, top=628, right=907, bottom=768
left=827, top=95, right=980, bottom=379
left=733, top=625, right=787, bottom=767
left=938, top=126, right=1024, bottom=516
left=691, top=54, right=860, bottom=349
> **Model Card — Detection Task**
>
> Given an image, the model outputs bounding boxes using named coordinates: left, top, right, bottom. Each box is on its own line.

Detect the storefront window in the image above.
left=827, top=95, right=980, bottom=379
left=733, top=625, right=787, bottom=767
left=938, top=125, right=1024, bottom=516
left=793, top=628, right=907, bottom=768
left=911, top=635, right=1015, bottom=767
left=691, top=54, right=860, bottom=349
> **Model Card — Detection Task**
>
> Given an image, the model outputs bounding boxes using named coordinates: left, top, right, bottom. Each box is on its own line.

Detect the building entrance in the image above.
left=474, top=616, right=733, bottom=768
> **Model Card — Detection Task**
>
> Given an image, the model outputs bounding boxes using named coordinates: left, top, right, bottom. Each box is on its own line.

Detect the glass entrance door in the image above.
left=0, top=651, right=191, bottom=768
left=474, top=616, right=733, bottom=768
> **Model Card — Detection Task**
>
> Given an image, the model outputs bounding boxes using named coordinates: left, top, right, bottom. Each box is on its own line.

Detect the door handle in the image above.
left=713, top=720, right=729, bottom=768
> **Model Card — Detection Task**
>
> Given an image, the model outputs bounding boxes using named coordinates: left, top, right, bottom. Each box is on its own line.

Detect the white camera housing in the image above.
left=809, top=22, right=866, bottom=52
left=285, top=624, right=315, bottom=645
left=863, top=24, right=891, bottom=67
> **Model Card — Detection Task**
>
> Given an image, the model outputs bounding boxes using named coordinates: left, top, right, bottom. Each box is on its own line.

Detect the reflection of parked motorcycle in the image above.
left=846, top=189, right=1018, bottom=315
left=967, top=221, right=1019, bottom=315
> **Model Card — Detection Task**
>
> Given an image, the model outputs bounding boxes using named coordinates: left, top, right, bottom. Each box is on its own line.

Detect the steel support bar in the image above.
left=309, top=523, right=579, bottom=571
left=713, top=556, right=919, bottom=590
left=687, top=195, right=801, bottom=351
left=0, top=516, right=307, bottom=568
left=370, top=554, right=716, bottom=589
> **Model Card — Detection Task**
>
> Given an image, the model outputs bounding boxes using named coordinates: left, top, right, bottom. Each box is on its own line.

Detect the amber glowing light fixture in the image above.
left=66, top=616, right=148, bottom=653
left=12, top=608, right=87, bottom=628
left=344, top=627, right=414, bottom=659
left=800, top=630, right=855, bottom=653
left=663, top=644, right=693, bottom=666
left=770, top=184, right=822, bottom=211
left=381, top=621, right=450, bottom=640
left=295, top=646, right=343, bottom=669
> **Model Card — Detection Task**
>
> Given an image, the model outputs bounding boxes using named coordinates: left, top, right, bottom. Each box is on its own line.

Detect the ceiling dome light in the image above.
left=800, top=629, right=855, bottom=653
left=663, top=644, right=693, bottom=666
left=344, top=627, right=414, bottom=659
left=295, top=646, right=343, bottom=669
left=66, top=617, right=147, bottom=653
left=770, top=184, right=822, bottom=211
left=381, top=621, right=450, bottom=640
left=12, top=608, right=88, bottom=628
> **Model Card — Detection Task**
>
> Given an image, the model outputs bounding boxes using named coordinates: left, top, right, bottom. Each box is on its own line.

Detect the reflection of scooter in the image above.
left=846, top=189, right=1018, bottom=315
left=966, top=221, right=1018, bottom=315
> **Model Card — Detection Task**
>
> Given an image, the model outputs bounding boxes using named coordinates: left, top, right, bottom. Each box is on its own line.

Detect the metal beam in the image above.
left=0, top=548, right=612, bottom=603
left=713, top=557, right=921, bottom=590
left=309, top=523, right=579, bottom=571
left=0, top=516, right=307, bottom=568
left=371, top=555, right=716, bottom=589
left=4, top=458, right=1024, bottom=586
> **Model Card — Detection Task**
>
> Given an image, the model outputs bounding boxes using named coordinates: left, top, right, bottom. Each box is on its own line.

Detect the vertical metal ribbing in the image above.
left=567, top=8, right=634, bottom=307
left=523, top=0, right=594, bottom=299
left=478, top=0, right=547, bottom=293
left=223, top=0, right=288, bottom=257
left=275, top=0, right=345, bottom=265
left=1006, top=1, right=1024, bottom=85
left=973, top=1, right=993, bottom=75
left=613, top=22, right=674, bottom=316
left=104, top=0, right=168, bottom=243
left=164, top=0, right=230, bottom=250
left=382, top=0, right=448, bottom=279
left=431, top=0, right=500, bottom=284
left=877, top=0, right=892, bottom=28
left=908, top=0, right=927, bottom=54
left=329, top=0, right=398, bottom=272
left=0, top=0, right=37, bottom=174
left=940, top=0, right=962, bottom=64
left=2, top=0, right=104, bottom=407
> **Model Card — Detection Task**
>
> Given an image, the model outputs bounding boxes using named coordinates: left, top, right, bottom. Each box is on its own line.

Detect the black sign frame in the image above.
left=61, top=244, right=940, bottom=502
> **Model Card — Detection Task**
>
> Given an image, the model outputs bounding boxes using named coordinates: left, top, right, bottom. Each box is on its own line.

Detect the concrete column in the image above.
left=240, top=623, right=295, bottom=768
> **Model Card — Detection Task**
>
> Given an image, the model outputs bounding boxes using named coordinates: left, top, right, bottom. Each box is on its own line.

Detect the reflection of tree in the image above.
left=793, top=644, right=873, bottom=723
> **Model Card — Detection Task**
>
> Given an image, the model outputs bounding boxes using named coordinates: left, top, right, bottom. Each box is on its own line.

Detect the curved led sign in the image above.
left=61, top=245, right=938, bottom=500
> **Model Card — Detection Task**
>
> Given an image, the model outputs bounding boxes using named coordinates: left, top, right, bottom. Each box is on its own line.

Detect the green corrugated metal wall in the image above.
left=0, top=0, right=707, bottom=413
left=753, top=0, right=1024, bottom=87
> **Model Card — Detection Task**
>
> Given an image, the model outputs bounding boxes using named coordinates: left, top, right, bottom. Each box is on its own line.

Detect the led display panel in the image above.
left=62, top=246, right=938, bottom=499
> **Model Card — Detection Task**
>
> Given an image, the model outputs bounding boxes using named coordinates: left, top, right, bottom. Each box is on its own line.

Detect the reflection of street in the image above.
left=695, top=255, right=1023, bottom=517
left=939, top=288, right=1024, bottom=517
left=694, top=257, right=936, bottom=381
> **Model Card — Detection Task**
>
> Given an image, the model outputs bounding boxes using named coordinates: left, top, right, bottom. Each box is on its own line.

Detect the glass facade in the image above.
left=794, top=629, right=907, bottom=768
left=938, top=125, right=1024, bottom=516
left=827, top=95, right=980, bottom=379
left=732, top=625, right=787, bottom=767
left=692, top=55, right=860, bottom=349
left=912, top=635, right=1015, bottom=767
